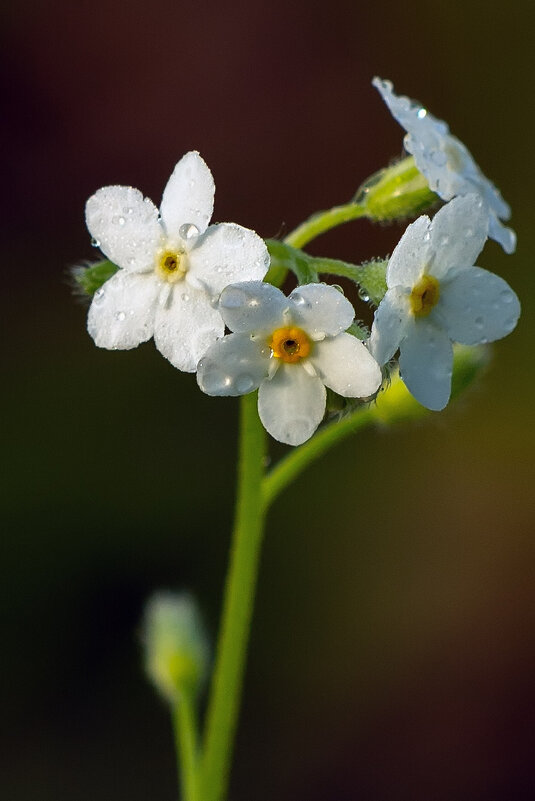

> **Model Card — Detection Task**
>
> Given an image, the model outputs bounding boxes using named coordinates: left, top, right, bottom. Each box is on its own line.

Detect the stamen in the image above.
left=410, top=274, right=440, bottom=317
left=269, top=326, right=311, bottom=364
left=156, top=249, right=188, bottom=283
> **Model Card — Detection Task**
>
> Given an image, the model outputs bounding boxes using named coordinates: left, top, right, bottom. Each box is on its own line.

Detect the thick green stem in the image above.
left=284, top=202, right=367, bottom=249
left=173, top=694, right=199, bottom=801
left=200, top=393, right=267, bottom=801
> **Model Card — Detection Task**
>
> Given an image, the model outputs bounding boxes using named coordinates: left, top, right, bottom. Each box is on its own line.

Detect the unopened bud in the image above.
left=141, top=592, right=209, bottom=704
left=355, top=156, right=437, bottom=221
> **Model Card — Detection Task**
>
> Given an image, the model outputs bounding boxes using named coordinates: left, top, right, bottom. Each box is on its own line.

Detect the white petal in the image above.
left=429, top=195, right=488, bottom=279
left=85, top=186, right=163, bottom=272
left=154, top=287, right=224, bottom=372
left=159, top=152, right=215, bottom=238
left=258, top=364, right=326, bottom=446
left=488, top=213, right=516, bottom=255
left=189, top=223, right=270, bottom=295
left=437, top=266, right=520, bottom=345
left=398, top=320, right=453, bottom=411
left=288, top=284, right=355, bottom=337
left=310, top=333, right=382, bottom=398
left=386, top=215, right=432, bottom=288
left=218, top=281, right=287, bottom=333
left=87, top=270, right=160, bottom=349
left=369, top=287, right=410, bottom=366
left=196, top=333, right=270, bottom=396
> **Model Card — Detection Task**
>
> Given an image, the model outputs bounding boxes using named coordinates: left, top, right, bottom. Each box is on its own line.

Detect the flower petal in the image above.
left=289, top=284, right=355, bottom=337
left=189, top=223, right=270, bottom=295
left=85, top=186, right=163, bottom=272
left=154, top=287, right=224, bottom=372
left=159, top=152, right=215, bottom=239
left=398, top=319, right=453, bottom=411
left=310, top=333, right=382, bottom=397
left=488, top=214, right=516, bottom=255
left=437, top=266, right=520, bottom=345
left=429, top=195, right=488, bottom=279
left=218, top=281, right=288, bottom=333
left=87, top=270, right=160, bottom=349
left=369, top=287, right=410, bottom=366
left=196, top=333, right=270, bottom=396
left=258, top=364, right=326, bottom=446
left=386, top=215, right=432, bottom=288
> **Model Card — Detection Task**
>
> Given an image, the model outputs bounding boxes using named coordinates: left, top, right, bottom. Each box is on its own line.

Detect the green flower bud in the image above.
left=141, top=592, right=209, bottom=704
left=355, top=156, right=438, bottom=221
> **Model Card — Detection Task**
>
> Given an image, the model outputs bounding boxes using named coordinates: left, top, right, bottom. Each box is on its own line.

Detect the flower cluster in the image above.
left=82, top=81, right=520, bottom=446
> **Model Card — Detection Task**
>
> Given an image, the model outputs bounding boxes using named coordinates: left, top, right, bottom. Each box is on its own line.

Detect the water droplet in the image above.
left=115, top=311, right=126, bottom=321
left=126, top=207, right=133, bottom=214
left=235, top=374, right=255, bottom=393
left=417, top=107, right=427, bottom=119
left=423, top=232, right=431, bottom=242
left=504, top=317, right=517, bottom=331
left=181, top=293, right=190, bottom=302
left=93, top=287, right=105, bottom=304
left=291, top=291, right=311, bottom=308
left=465, top=228, right=474, bottom=238
left=119, top=216, right=125, bottom=226
left=475, top=316, right=484, bottom=329
left=216, top=266, right=224, bottom=273
left=439, top=235, right=449, bottom=246
left=358, top=288, right=370, bottom=303
left=91, top=238, right=100, bottom=247
left=221, top=286, right=247, bottom=309
left=500, top=289, right=514, bottom=304
left=179, top=223, right=200, bottom=241
left=188, top=179, right=195, bottom=188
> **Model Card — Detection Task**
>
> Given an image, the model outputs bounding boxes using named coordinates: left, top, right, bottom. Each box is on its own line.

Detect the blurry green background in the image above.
left=2, top=1, right=534, bottom=799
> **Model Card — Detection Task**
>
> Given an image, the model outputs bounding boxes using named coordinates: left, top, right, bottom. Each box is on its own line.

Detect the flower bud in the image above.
left=141, top=592, right=209, bottom=704
left=355, top=156, right=437, bottom=221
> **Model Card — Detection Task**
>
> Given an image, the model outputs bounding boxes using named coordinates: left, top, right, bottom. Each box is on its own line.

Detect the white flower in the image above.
left=373, top=77, right=516, bottom=254
left=197, top=282, right=382, bottom=445
left=369, top=195, right=520, bottom=411
left=85, top=151, right=270, bottom=371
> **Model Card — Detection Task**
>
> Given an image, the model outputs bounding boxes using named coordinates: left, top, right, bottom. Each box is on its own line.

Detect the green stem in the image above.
left=200, top=393, right=267, bottom=801
left=173, top=694, right=199, bottom=801
left=284, top=202, right=367, bottom=249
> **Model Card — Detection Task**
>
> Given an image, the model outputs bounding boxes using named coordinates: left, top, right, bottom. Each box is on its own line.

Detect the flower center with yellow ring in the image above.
left=156, top=249, right=188, bottom=283
left=268, top=326, right=311, bottom=364
left=410, top=274, right=440, bottom=317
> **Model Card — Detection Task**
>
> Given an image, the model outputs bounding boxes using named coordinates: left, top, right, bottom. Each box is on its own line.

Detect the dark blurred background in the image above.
left=2, top=1, right=534, bottom=799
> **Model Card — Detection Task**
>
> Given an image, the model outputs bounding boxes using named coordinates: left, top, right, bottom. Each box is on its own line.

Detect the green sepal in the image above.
left=71, top=259, right=119, bottom=296
left=355, top=155, right=438, bottom=221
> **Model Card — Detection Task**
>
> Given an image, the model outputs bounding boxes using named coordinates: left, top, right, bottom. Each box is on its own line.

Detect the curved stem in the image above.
left=200, top=393, right=267, bottom=801
left=262, top=405, right=375, bottom=509
left=284, top=202, right=367, bottom=249
left=173, top=694, right=199, bottom=801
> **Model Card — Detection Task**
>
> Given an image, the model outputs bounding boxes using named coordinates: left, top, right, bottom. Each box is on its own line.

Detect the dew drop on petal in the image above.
left=417, top=107, right=427, bottom=119
left=234, top=374, right=255, bottom=393
left=439, top=235, right=449, bottom=246
left=500, top=289, right=514, bottom=304
left=291, top=291, right=311, bottom=309
left=475, top=316, right=484, bottom=329
left=93, top=287, right=105, bottom=304
left=504, top=317, right=517, bottom=332
left=179, top=223, right=200, bottom=241
left=181, top=293, right=190, bottom=302
left=115, top=311, right=126, bottom=321
left=91, top=238, right=101, bottom=247
left=220, top=286, right=247, bottom=309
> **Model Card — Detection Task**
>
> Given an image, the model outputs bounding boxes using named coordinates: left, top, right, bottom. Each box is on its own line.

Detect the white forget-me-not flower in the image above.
left=373, top=78, right=516, bottom=254
left=369, top=195, right=520, bottom=411
left=197, top=282, right=382, bottom=446
left=85, top=151, right=270, bottom=371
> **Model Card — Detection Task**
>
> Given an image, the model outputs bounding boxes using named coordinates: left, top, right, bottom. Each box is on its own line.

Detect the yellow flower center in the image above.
left=156, top=250, right=188, bottom=283
left=268, top=326, right=311, bottom=364
left=409, top=274, right=440, bottom=317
